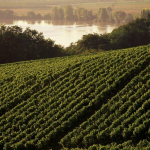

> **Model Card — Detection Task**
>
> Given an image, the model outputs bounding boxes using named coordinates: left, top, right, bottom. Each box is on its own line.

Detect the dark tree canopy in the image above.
left=66, top=17, right=150, bottom=54
left=0, top=25, right=64, bottom=64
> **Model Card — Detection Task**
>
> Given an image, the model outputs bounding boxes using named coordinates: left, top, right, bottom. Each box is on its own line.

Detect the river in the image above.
left=0, top=20, right=118, bottom=47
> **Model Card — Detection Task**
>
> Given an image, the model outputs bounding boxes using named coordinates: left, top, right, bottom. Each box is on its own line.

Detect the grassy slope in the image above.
left=0, top=45, right=150, bottom=150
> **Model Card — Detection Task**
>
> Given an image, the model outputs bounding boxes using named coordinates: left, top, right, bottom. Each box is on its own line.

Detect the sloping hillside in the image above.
left=0, top=45, right=150, bottom=150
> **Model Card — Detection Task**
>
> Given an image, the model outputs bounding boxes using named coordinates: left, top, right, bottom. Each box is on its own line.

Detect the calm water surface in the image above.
left=1, top=20, right=118, bottom=47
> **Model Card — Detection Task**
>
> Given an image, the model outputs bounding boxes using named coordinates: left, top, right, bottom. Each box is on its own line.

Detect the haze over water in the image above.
left=3, top=20, right=118, bottom=47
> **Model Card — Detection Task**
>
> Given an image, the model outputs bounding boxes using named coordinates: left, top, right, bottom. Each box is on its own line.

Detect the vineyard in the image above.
left=0, top=44, right=150, bottom=150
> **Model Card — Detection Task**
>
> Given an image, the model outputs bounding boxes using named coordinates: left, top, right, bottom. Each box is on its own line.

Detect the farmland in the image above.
left=1, top=0, right=150, bottom=16
left=0, top=44, right=150, bottom=149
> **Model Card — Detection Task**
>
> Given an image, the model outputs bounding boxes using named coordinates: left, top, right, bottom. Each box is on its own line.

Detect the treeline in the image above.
left=1, top=6, right=150, bottom=24
left=1, top=14, right=150, bottom=64
left=0, top=25, right=64, bottom=64
left=0, top=6, right=134, bottom=24
left=0, top=10, right=14, bottom=19
left=49, top=7, right=150, bottom=23
left=65, top=15, right=150, bottom=55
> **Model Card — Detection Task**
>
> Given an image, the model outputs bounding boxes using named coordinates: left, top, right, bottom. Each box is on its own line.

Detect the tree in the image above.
left=76, top=7, right=83, bottom=21
left=0, top=10, right=14, bottom=19
left=51, top=7, right=59, bottom=20
left=110, top=18, right=150, bottom=49
left=124, top=13, right=134, bottom=23
left=0, top=25, right=64, bottom=64
left=140, top=9, right=150, bottom=19
left=97, top=8, right=109, bottom=22
left=113, top=11, right=126, bottom=23
left=0, top=10, right=3, bottom=18
left=81, top=8, right=93, bottom=21
left=88, top=10, right=94, bottom=21
left=43, top=13, right=51, bottom=20
left=66, top=17, right=150, bottom=54
left=76, top=7, right=93, bottom=21
left=3, top=10, right=14, bottom=19
left=26, top=11, right=35, bottom=19
left=58, top=7, right=64, bottom=20
left=147, top=13, right=150, bottom=20
left=76, top=33, right=101, bottom=51
left=108, top=14, right=115, bottom=23
left=64, top=5, right=74, bottom=20
left=75, top=7, right=83, bottom=21
left=69, top=33, right=110, bottom=54
left=36, top=13, right=42, bottom=19
left=107, top=7, right=113, bottom=13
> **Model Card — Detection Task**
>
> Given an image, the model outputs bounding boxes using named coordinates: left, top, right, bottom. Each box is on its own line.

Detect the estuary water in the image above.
left=0, top=20, right=118, bottom=47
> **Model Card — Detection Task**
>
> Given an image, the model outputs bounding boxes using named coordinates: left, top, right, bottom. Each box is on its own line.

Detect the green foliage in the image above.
left=67, top=33, right=110, bottom=54
left=0, top=10, right=14, bottom=19
left=140, top=9, right=150, bottom=19
left=0, top=25, right=64, bottom=64
left=0, top=5, right=132, bottom=24
left=64, top=5, right=74, bottom=20
left=0, top=45, right=150, bottom=150
left=75, top=7, right=94, bottom=21
left=51, top=7, right=59, bottom=20
left=97, top=8, right=109, bottom=22
left=107, top=7, right=113, bottom=13
left=25, top=11, right=42, bottom=19
left=124, top=13, right=134, bottom=23
left=110, top=18, right=150, bottom=49
left=113, top=11, right=126, bottom=23
left=67, top=17, right=150, bottom=54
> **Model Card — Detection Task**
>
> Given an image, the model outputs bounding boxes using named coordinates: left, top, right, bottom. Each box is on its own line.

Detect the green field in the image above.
left=0, top=44, right=150, bottom=150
